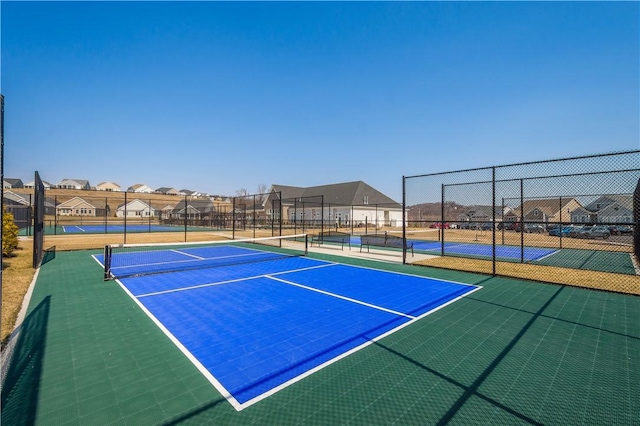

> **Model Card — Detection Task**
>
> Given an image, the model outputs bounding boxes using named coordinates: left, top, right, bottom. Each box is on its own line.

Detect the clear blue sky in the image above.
left=2, top=1, right=638, bottom=201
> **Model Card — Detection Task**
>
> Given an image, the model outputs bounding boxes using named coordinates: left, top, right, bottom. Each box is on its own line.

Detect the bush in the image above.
left=3, top=208, right=19, bottom=256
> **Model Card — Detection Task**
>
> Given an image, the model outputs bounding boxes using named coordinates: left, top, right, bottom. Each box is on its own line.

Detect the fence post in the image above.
left=402, top=176, right=406, bottom=264
left=441, top=183, right=445, bottom=255
left=520, top=178, right=524, bottom=263
left=124, top=191, right=127, bottom=244
left=492, top=167, right=496, bottom=275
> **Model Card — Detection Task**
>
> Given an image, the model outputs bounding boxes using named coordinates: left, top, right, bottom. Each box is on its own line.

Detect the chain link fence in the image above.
left=403, top=151, right=640, bottom=293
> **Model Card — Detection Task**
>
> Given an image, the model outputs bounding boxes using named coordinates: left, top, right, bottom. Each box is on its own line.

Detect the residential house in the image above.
left=96, top=181, right=121, bottom=192
left=24, top=180, right=52, bottom=190
left=170, top=199, right=217, bottom=220
left=504, top=198, right=582, bottom=225
left=56, top=197, right=98, bottom=216
left=3, top=191, right=31, bottom=229
left=579, top=194, right=634, bottom=224
left=127, top=184, right=154, bottom=194
left=116, top=199, right=156, bottom=218
left=57, top=179, right=91, bottom=190
left=160, top=205, right=176, bottom=220
left=459, top=205, right=512, bottom=224
left=180, top=189, right=207, bottom=197
left=3, top=191, right=30, bottom=206
left=155, top=187, right=181, bottom=196
left=265, top=181, right=403, bottom=227
left=3, top=178, right=24, bottom=189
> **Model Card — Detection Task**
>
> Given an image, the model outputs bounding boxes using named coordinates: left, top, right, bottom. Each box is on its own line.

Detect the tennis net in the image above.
left=103, top=234, right=308, bottom=280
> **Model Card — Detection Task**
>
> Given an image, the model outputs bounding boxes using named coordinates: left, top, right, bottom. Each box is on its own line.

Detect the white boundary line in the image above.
left=135, top=262, right=337, bottom=298
left=237, top=283, right=483, bottom=410
left=268, top=275, right=416, bottom=319
left=171, top=249, right=205, bottom=260
left=110, top=254, right=483, bottom=412
left=113, top=277, right=243, bottom=411
left=535, top=249, right=560, bottom=262
left=330, top=257, right=481, bottom=289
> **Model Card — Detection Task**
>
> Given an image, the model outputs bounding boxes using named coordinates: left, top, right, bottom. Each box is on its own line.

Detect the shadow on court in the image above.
left=1, top=296, right=51, bottom=426
left=159, top=397, right=227, bottom=425
left=370, top=285, right=565, bottom=425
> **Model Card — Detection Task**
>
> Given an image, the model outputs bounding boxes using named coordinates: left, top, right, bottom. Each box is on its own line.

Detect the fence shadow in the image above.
left=1, top=296, right=51, bottom=426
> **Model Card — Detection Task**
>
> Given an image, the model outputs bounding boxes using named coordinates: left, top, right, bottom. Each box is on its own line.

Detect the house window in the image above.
left=534, top=210, right=539, bottom=216
left=363, top=195, right=369, bottom=205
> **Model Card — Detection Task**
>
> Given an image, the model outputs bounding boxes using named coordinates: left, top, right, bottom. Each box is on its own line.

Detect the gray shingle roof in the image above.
left=271, top=181, right=399, bottom=207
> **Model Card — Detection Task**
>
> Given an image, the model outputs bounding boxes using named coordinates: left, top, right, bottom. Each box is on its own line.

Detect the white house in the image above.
left=266, top=181, right=403, bottom=228
left=57, top=179, right=91, bottom=190
left=96, top=181, right=121, bottom=192
left=127, top=183, right=154, bottom=194
left=116, top=199, right=156, bottom=218
left=160, top=205, right=176, bottom=219
left=56, top=197, right=97, bottom=216
left=24, top=180, right=52, bottom=190
left=155, top=187, right=181, bottom=196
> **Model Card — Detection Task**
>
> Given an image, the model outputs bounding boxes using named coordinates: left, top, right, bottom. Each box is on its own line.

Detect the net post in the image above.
left=103, top=244, right=112, bottom=280
left=304, top=234, right=308, bottom=255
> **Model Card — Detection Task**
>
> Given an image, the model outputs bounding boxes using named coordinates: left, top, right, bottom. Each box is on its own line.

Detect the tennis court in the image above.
left=91, top=237, right=480, bottom=410
left=347, top=235, right=556, bottom=262
left=2, top=237, right=639, bottom=425
left=61, top=224, right=178, bottom=234
left=410, top=240, right=556, bottom=262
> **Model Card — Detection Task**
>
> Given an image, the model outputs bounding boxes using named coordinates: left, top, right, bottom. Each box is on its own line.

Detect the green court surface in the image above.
left=2, top=249, right=639, bottom=425
left=536, top=249, right=637, bottom=275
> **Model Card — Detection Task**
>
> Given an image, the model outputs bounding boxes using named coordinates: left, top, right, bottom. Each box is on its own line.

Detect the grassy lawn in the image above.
left=2, top=238, right=36, bottom=344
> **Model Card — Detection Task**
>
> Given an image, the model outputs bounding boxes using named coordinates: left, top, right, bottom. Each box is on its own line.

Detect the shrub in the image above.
left=2, top=208, right=19, bottom=256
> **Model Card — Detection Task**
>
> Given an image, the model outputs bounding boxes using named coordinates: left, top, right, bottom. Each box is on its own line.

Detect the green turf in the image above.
left=2, top=249, right=639, bottom=425
left=537, top=249, right=637, bottom=275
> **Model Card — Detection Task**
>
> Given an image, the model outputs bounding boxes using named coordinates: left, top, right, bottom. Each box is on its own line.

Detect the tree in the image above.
left=256, top=184, right=268, bottom=203
left=2, top=207, right=19, bottom=257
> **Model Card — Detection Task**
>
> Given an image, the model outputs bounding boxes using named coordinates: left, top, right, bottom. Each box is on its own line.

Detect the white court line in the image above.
left=238, top=282, right=483, bottom=411
left=135, top=262, right=338, bottom=298
left=267, top=275, right=416, bottom=319
left=171, top=249, right=205, bottom=260
left=113, top=277, right=242, bottom=411
left=113, top=254, right=484, bottom=411
left=534, top=250, right=560, bottom=262
left=63, top=226, right=85, bottom=233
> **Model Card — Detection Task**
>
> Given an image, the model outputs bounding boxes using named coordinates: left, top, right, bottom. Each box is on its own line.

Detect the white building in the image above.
left=116, top=199, right=156, bottom=218
left=265, top=181, right=403, bottom=228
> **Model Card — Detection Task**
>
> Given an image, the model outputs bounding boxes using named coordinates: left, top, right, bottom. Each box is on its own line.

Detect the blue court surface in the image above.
left=93, top=246, right=480, bottom=411
left=347, top=236, right=556, bottom=262
left=411, top=240, right=557, bottom=261
left=62, top=224, right=177, bottom=233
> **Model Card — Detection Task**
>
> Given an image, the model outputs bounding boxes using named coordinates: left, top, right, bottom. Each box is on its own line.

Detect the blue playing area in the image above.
left=410, top=240, right=557, bottom=261
left=347, top=236, right=556, bottom=262
left=93, top=244, right=480, bottom=410
left=63, top=224, right=177, bottom=233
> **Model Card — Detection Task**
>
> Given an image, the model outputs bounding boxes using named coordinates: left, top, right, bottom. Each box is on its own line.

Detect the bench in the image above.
left=360, top=233, right=414, bottom=256
left=310, top=231, right=351, bottom=250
